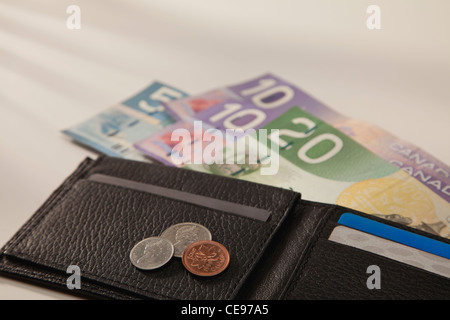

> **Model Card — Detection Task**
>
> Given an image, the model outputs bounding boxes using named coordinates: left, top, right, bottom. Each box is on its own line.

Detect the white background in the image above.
left=0, top=0, right=449, bottom=299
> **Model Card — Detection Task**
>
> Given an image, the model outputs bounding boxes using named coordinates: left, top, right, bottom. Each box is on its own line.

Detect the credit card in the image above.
left=329, top=225, right=450, bottom=279
left=338, top=213, right=450, bottom=259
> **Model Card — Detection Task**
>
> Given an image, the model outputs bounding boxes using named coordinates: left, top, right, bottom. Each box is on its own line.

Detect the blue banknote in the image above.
left=62, top=81, right=188, bottom=161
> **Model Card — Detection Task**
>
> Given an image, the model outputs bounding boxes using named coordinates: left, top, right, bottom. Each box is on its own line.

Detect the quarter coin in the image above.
left=130, top=237, right=174, bottom=270
left=160, top=222, right=212, bottom=257
left=182, top=240, right=230, bottom=276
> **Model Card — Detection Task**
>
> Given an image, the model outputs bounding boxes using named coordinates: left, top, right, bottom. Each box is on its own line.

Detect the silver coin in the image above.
left=160, top=222, right=212, bottom=257
left=129, top=237, right=174, bottom=270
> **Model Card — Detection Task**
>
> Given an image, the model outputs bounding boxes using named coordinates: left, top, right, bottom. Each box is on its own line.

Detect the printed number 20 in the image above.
left=271, top=117, right=343, bottom=164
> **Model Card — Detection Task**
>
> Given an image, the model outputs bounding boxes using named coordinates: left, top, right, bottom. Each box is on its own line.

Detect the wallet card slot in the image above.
left=313, top=205, right=449, bottom=245
left=87, top=173, right=270, bottom=222
left=328, top=225, right=450, bottom=279
left=284, top=238, right=450, bottom=299
left=319, top=205, right=450, bottom=247
left=1, top=156, right=300, bottom=300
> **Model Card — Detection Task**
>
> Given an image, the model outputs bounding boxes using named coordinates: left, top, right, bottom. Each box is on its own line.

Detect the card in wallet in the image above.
left=0, top=156, right=449, bottom=300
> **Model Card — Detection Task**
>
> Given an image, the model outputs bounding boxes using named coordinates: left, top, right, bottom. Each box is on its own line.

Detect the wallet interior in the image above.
left=240, top=201, right=450, bottom=299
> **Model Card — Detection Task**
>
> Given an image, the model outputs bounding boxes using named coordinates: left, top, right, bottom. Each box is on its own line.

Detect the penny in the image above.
left=160, top=222, right=212, bottom=257
left=130, top=237, right=174, bottom=270
left=182, top=240, right=230, bottom=276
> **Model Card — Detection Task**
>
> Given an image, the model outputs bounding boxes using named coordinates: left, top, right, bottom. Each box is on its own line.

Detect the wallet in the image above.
left=1, top=156, right=449, bottom=300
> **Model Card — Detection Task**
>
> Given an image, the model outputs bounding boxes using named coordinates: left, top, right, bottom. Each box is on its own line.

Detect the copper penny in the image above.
left=182, top=240, right=230, bottom=276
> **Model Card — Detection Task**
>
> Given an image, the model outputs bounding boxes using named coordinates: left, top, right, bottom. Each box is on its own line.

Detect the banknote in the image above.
left=120, top=81, right=188, bottom=127
left=259, top=106, right=450, bottom=238
left=136, top=94, right=450, bottom=238
left=162, top=74, right=450, bottom=205
left=63, top=81, right=188, bottom=161
left=163, top=89, right=238, bottom=121
left=134, top=119, right=222, bottom=166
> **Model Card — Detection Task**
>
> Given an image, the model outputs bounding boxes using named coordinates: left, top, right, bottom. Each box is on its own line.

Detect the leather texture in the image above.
left=1, top=156, right=449, bottom=300
left=0, top=156, right=299, bottom=300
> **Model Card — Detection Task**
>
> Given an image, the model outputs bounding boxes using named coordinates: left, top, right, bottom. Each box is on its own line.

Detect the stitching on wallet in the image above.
left=4, top=251, right=182, bottom=300
left=4, top=158, right=185, bottom=300
left=5, top=157, right=299, bottom=300
left=3, top=157, right=99, bottom=253
left=0, top=261, right=138, bottom=300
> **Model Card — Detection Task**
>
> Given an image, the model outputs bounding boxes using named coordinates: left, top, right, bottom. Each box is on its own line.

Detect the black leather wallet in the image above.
left=1, top=156, right=449, bottom=299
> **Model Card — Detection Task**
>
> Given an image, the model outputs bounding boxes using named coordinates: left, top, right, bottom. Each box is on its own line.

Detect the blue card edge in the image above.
left=338, top=213, right=450, bottom=259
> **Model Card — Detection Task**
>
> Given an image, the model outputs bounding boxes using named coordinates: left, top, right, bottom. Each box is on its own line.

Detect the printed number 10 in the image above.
left=209, top=79, right=295, bottom=129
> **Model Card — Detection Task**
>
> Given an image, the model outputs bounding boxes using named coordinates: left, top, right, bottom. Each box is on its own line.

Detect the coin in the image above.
left=182, top=240, right=230, bottom=276
left=160, top=222, right=212, bottom=257
left=129, top=237, right=174, bottom=270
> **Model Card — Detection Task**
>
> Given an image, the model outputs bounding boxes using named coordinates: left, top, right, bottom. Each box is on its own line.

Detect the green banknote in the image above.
left=179, top=106, right=450, bottom=238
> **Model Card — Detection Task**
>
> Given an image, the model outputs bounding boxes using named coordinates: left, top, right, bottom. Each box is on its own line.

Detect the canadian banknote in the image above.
left=137, top=76, right=450, bottom=238
left=162, top=74, right=450, bottom=205
left=63, top=81, right=188, bottom=161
